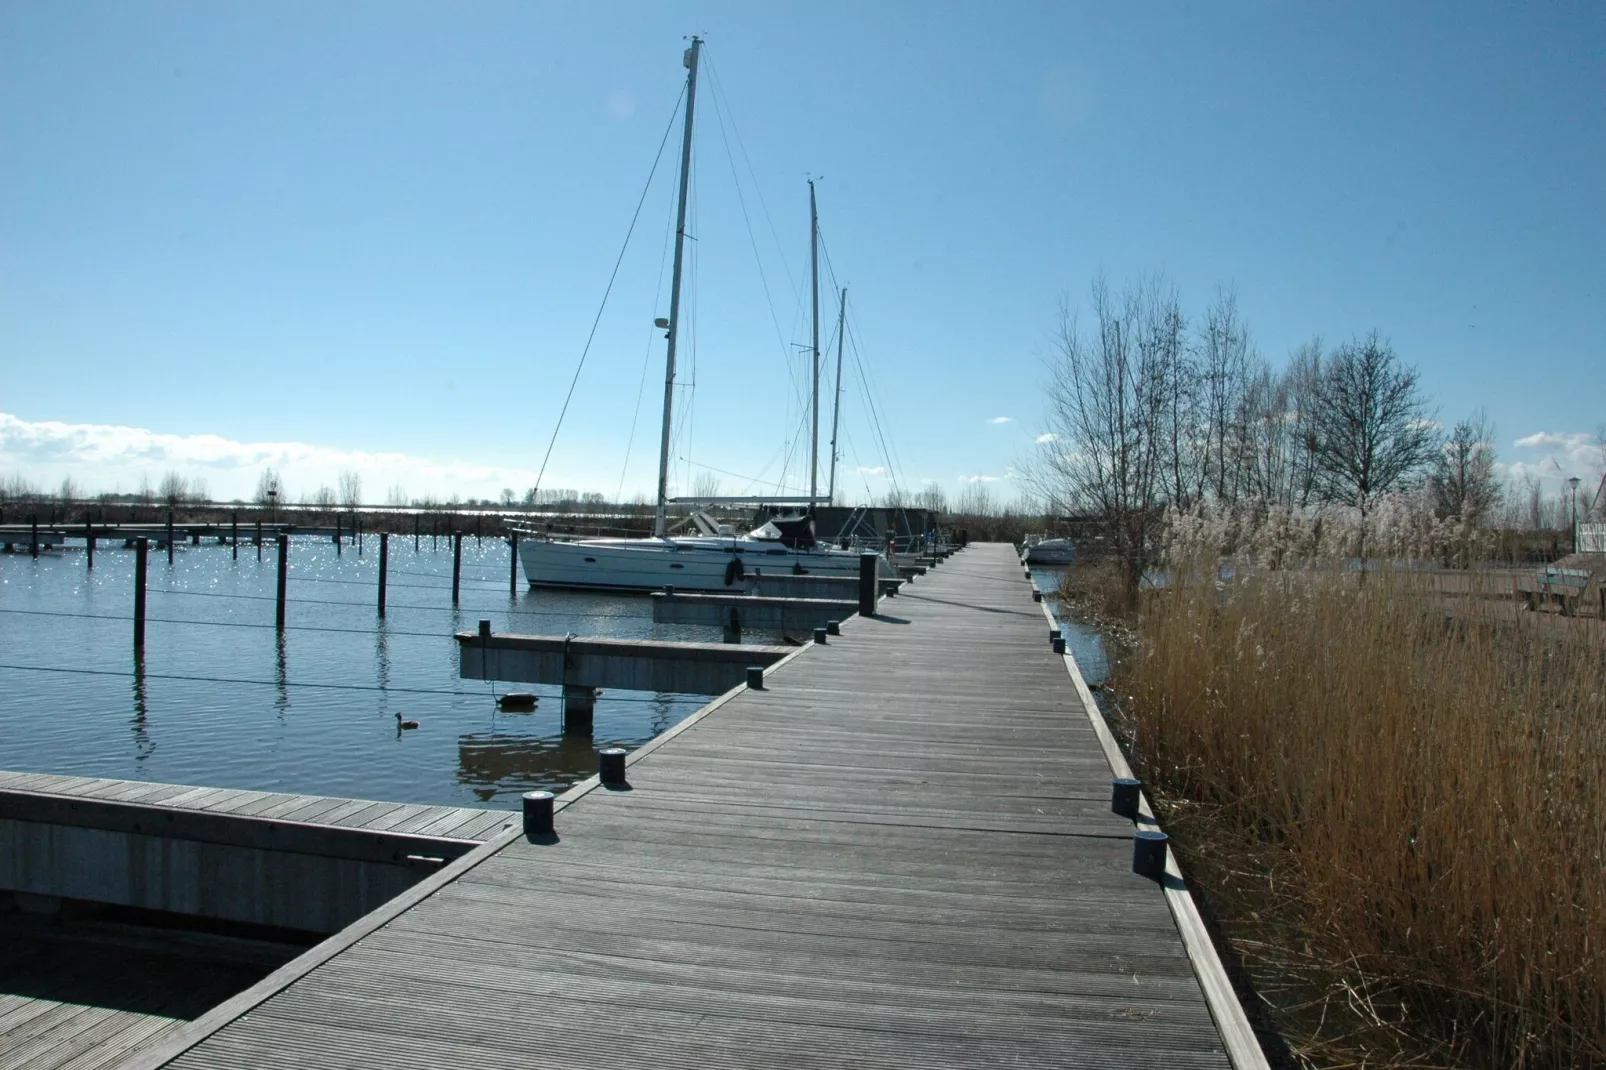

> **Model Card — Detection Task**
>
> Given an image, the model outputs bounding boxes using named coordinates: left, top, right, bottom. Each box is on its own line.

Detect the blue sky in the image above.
left=2, top=2, right=1602, bottom=506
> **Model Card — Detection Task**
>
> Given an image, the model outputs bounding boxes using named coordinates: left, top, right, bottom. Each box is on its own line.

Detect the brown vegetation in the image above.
left=1081, top=557, right=1604, bottom=1067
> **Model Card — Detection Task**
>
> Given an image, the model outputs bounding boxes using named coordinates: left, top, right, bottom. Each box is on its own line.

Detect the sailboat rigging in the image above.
left=516, top=38, right=895, bottom=593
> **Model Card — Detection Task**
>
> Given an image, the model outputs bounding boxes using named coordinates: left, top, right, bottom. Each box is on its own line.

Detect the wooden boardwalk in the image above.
left=124, top=543, right=1243, bottom=1069
left=0, top=772, right=511, bottom=844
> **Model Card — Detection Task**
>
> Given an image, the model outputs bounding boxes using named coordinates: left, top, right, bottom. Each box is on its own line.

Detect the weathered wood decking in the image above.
left=122, top=543, right=1246, bottom=1069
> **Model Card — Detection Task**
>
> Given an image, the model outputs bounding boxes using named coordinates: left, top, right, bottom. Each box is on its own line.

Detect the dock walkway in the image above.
left=130, top=543, right=1243, bottom=1069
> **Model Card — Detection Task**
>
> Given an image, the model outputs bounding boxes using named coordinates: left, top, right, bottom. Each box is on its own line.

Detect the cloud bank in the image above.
left=0, top=413, right=556, bottom=503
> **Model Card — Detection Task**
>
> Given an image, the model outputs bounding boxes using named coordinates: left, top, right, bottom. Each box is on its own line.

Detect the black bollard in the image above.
left=746, top=665, right=765, bottom=690
left=1111, top=777, right=1142, bottom=819
left=813, top=627, right=828, bottom=644
left=858, top=552, right=878, bottom=617
left=1052, top=636, right=1066, bottom=655
left=133, top=538, right=148, bottom=653
left=599, top=747, right=627, bottom=786
left=521, top=790, right=554, bottom=837
left=378, top=533, right=389, bottom=617
left=275, top=534, right=289, bottom=631
left=1133, top=830, right=1168, bottom=879
left=826, top=619, right=840, bottom=636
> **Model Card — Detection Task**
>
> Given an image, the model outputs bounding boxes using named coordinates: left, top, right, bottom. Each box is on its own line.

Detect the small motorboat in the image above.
left=1021, top=535, right=1076, bottom=566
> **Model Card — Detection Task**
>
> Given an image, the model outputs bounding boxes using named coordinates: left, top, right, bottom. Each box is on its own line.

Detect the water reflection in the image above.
left=273, top=632, right=290, bottom=715
left=129, top=655, right=153, bottom=761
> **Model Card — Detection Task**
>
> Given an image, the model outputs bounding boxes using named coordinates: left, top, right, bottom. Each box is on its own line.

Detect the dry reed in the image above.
left=1113, top=554, right=1605, bottom=1067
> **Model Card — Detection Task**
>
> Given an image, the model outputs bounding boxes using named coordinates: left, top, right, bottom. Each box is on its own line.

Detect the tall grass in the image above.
left=1118, top=557, right=1604, bottom=1066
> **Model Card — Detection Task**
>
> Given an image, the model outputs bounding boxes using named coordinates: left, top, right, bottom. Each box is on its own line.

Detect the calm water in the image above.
left=0, top=535, right=739, bottom=809
left=1029, top=565, right=1110, bottom=686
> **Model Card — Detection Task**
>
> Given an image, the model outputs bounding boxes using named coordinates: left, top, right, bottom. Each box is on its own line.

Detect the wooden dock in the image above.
left=111, top=542, right=1255, bottom=1069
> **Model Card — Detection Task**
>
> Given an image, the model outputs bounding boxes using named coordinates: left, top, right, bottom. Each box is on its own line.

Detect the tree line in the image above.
left=1028, top=273, right=1578, bottom=594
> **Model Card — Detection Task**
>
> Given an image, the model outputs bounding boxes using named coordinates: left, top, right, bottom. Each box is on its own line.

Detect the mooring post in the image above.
left=599, top=747, right=627, bottom=787
left=255, top=519, right=263, bottom=561
left=1133, top=829, right=1168, bottom=879
left=275, top=534, right=289, bottom=631
left=452, top=532, right=463, bottom=605
left=85, top=517, right=95, bottom=569
left=30, top=514, right=38, bottom=558
left=165, top=510, right=174, bottom=564
left=133, top=538, right=148, bottom=652
left=378, top=532, right=389, bottom=617
left=335, top=514, right=342, bottom=554
left=432, top=518, right=438, bottom=551
left=1111, top=777, right=1142, bottom=819
left=231, top=511, right=239, bottom=561
left=414, top=514, right=420, bottom=552
left=476, top=514, right=482, bottom=544
left=522, top=790, right=554, bottom=837
left=858, top=552, right=878, bottom=616
left=562, top=685, right=596, bottom=733
left=356, top=516, right=362, bottom=556
left=509, top=531, right=519, bottom=596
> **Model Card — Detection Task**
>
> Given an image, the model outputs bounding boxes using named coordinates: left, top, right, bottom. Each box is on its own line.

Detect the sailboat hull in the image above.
left=518, top=537, right=885, bottom=593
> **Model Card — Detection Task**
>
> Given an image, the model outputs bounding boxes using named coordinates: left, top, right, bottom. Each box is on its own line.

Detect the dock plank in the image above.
left=142, top=545, right=1244, bottom=1070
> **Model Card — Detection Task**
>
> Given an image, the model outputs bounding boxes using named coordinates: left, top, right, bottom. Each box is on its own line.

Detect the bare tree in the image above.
left=338, top=470, right=363, bottom=510
left=254, top=467, right=284, bottom=506
left=1429, top=409, right=1501, bottom=524
left=387, top=484, right=410, bottom=507
left=1309, top=333, right=1438, bottom=518
left=58, top=476, right=80, bottom=504
left=955, top=482, right=996, bottom=516
left=158, top=471, right=188, bottom=506
left=915, top=482, right=948, bottom=514
left=312, top=485, right=337, bottom=509
left=1197, top=286, right=1251, bottom=502
left=688, top=472, right=721, bottom=501
left=1033, top=276, right=1173, bottom=598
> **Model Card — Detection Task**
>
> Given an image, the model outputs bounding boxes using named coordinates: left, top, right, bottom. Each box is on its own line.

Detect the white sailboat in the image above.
left=519, top=38, right=892, bottom=593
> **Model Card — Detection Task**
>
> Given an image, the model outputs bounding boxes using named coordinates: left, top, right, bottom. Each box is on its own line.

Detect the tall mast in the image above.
left=809, top=179, right=820, bottom=507
left=827, top=286, right=846, bottom=505
left=654, top=37, right=701, bottom=538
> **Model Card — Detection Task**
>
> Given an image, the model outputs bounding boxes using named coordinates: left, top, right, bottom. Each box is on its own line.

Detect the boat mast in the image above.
left=827, top=286, right=846, bottom=505
left=655, top=37, right=701, bottom=538
left=808, top=179, right=820, bottom=509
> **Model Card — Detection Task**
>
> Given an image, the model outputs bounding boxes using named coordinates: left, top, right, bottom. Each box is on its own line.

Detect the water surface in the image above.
left=0, top=536, right=738, bottom=808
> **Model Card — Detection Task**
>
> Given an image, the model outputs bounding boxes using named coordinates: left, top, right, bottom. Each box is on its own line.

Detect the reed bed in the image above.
left=1106, top=552, right=1605, bottom=1067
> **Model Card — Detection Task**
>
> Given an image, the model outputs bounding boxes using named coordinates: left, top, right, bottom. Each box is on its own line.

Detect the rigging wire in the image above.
left=530, top=83, right=686, bottom=504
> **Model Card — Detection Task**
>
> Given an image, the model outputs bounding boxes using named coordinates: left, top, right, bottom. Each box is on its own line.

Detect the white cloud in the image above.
left=1507, top=430, right=1604, bottom=490
left=960, top=474, right=1000, bottom=485
left=987, top=416, right=1012, bottom=425
left=1034, top=432, right=1057, bottom=444
left=856, top=465, right=887, bottom=477
left=0, top=412, right=558, bottom=503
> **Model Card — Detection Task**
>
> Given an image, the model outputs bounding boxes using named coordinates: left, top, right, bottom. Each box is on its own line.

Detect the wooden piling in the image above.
left=509, top=531, right=519, bottom=596
left=231, top=512, right=239, bottom=561
left=452, top=532, right=463, bottom=605
left=275, top=534, right=289, bottom=631
left=85, top=518, right=94, bottom=569
left=858, top=553, right=878, bottom=616
left=356, top=516, right=362, bottom=556
left=133, top=538, right=148, bottom=653
left=335, top=515, right=342, bottom=554
left=414, top=514, right=420, bottom=552
left=30, top=514, right=38, bottom=558
left=255, top=520, right=263, bottom=561
left=378, top=532, right=389, bottom=617
left=166, top=510, right=175, bottom=564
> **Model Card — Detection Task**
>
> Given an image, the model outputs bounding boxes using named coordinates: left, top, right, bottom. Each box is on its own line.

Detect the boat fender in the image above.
left=724, top=556, right=745, bottom=587
left=792, top=561, right=808, bottom=575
